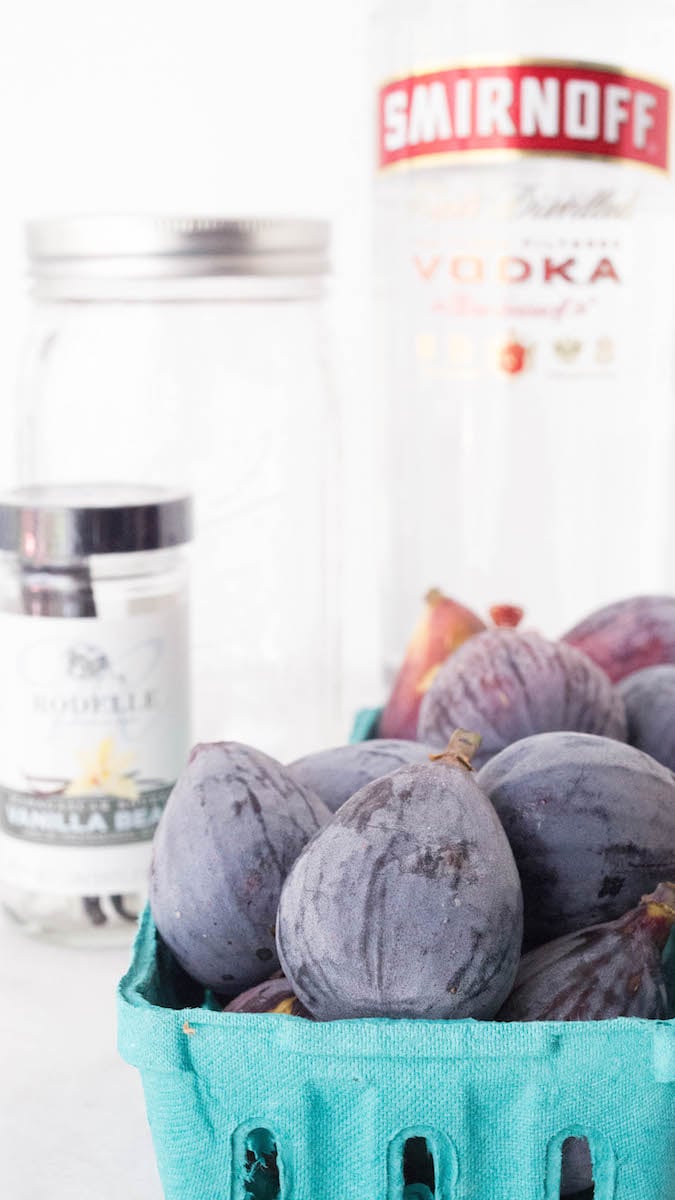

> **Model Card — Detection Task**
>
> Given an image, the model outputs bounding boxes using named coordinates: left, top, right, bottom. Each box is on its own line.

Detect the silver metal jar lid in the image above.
left=0, top=484, right=193, bottom=563
left=26, top=215, right=331, bottom=280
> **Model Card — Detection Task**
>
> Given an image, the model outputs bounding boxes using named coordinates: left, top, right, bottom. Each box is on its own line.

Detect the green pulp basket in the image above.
left=117, top=711, right=675, bottom=1200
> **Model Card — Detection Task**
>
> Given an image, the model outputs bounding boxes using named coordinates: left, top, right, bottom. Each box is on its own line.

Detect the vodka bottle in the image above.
left=374, top=0, right=675, bottom=671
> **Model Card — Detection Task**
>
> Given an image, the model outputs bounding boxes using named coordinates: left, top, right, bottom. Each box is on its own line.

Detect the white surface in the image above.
left=0, top=910, right=162, bottom=1199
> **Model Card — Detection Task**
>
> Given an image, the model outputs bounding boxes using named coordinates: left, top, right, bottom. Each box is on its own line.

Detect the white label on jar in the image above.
left=0, top=606, right=190, bottom=895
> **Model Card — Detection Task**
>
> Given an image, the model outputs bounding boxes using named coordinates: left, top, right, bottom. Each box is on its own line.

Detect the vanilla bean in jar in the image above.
left=0, top=484, right=192, bottom=945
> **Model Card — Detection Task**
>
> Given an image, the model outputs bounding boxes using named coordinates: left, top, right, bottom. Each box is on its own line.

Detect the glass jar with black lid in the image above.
left=0, top=483, right=192, bottom=945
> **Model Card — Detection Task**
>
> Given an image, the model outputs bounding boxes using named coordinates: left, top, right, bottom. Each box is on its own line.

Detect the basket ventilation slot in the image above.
left=560, top=1136, right=594, bottom=1200
left=402, top=1135, right=435, bottom=1198
left=239, top=1127, right=281, bottom=1199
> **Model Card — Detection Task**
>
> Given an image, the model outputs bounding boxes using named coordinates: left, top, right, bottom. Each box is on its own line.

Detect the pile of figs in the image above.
left=149, top=592, right=675, bottom=1197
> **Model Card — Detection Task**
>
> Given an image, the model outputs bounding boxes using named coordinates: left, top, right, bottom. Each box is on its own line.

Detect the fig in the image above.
left=418, top=629, right=627, bottom=767
left=497, top=882, right=675, bottom=1021
left=379, top=589, right=486, bottom=740
left=558, top=1145, right=595, bottom=1199
left=619, top=664, right=675, bottom=771
left=223, top=975, right=312, bottom=1018
left=562, top=594, right=675, bottom=683
left=477, top=731, right=675, bottom=947
left=149, top=742, right=331, bottom=993
left=288, top=739, right=436, bottom=813
left=276, top=731, right=523, bottom=1021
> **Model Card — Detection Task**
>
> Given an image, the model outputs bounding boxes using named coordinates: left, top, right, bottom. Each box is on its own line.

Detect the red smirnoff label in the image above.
left=378, top=61, right=670, bottom=172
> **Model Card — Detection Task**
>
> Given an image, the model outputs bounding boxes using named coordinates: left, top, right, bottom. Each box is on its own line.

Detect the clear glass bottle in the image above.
left=373, top=0, right=675, bottom=674
left=18, top=216, right=340, bottom=760
left=0, top=484, right=192, bottom=945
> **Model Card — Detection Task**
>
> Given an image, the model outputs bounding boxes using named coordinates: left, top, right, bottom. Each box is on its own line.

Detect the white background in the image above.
left=0, top=0, right=382, bottom=718
left=2, top=6, right=675, bottom=1198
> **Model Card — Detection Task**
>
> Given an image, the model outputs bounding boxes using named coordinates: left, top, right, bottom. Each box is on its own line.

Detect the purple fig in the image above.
left=418, top=629, right=627, bottom=767
left=497, top=882, right=675, bottom=1022
left=563, top=594, right=675, bottom=683
left=288, top=738, right=436, bottom=814
left=277, top=730, right=524, bottom=1021
left=223, top=975, right=312, bottom=1018
left=619, top=664, right=675, bottom=771
left=379, top=589, right=486, bottom=740
left=149, top=741, right=331, bottom=994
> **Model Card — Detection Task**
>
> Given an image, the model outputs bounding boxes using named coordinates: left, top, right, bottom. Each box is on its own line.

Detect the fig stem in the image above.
left=646, top=901, right=675, bottom=920
left=430, top=729, right=482, bottom=771
left=425, top=587, right=445, bottom=606
left=642, top=882, right=675, bottom=920
left=271, top=997, right=296, bottom=1016
left=490, top=603, right=525, bottom=629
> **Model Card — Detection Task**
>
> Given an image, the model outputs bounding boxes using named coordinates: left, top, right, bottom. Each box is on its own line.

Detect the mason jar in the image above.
left=0, top=484, right=192, bottom=945
left=18, top=216, right=340, bottom=760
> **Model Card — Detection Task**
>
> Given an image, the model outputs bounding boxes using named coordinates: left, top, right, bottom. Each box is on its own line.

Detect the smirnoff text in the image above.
left=379, top=62, right=670, bottom=172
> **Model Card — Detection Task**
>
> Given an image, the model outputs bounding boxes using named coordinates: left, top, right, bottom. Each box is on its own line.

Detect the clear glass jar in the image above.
left=18, top=217, right=340, bottom=761
left=0, top=484, right=192, bottom=945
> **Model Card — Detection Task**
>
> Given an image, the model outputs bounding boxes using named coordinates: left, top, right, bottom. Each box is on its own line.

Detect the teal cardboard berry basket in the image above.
left=117, top=711, right=675, bottom=1200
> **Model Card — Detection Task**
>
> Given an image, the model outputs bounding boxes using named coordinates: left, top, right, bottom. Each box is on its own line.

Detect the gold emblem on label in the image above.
left=554, top=339, right=582, bottom=363
left=415, top=333, right=437, bottom=361
left=595, top=337, right=615, bottom=364
left=448, top=333, right=474, bottom=367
